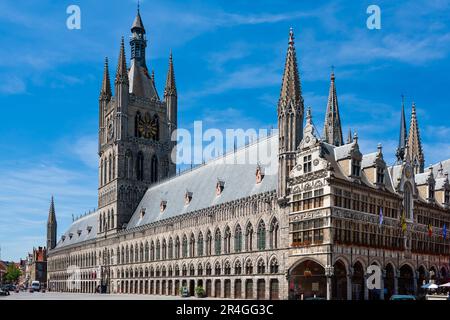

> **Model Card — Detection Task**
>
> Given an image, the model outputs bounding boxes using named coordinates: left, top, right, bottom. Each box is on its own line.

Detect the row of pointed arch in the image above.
left=116, top=218, right=280, bottom=264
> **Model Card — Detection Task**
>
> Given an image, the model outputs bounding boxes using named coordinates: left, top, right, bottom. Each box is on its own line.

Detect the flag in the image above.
left=428, top=223, right=433, bottom=237
left=379, top=207, right=383, bottom=226
left=443, top=224, right=447, bottom=240
left=401, top=211, right=407, bottom=233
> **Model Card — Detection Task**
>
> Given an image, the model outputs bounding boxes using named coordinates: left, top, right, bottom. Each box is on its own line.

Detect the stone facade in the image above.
left=46, top=8, right=450, bottom=300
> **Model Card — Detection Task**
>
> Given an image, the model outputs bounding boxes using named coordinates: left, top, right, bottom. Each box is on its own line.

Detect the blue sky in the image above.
left=0, top=0, right=449, bottom=261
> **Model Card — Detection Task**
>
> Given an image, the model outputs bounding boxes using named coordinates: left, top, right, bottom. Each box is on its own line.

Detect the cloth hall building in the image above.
left=46, top=9, right=450, bottom=300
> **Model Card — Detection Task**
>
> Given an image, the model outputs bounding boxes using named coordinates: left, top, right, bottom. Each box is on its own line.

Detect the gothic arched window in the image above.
left=234, top=224, right=242, bottom=253
left=135, top=111, right=142, bottom=138
left=270, top=218, right=279, bottom=249
left=197, top=232, right=204, bottom=256
left=151, top=155, right=158, bottom=183
left=245, top=223, right=254, bottom=251
left=125, top=150, right=133, bottom=179
left=206, top=230, right=212, bottom=256
left=108, top=155, right=112, bottom=182
left=168, top=238, right=173, bottom=259
left=162, top=239, right=167, bottom=260
left=136, top=151, right=144, bottom=181
left=257, top=220, right=266, bottom=250
left=404, top=182, right=413, bottom=219
left=224, top=226, right=231, bottom=254
left=156, top=240, right=161, bottom=260
left=189, top=233, right=195, bottom=257
left=182, top=235, right=188, bottom=258
left=214, top=228, right=221, bottom=255
left=175, top=236, right=180, bottom=259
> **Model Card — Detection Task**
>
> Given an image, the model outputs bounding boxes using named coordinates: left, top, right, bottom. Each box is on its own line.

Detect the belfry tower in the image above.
left=97, top=7, right=176, bottom=234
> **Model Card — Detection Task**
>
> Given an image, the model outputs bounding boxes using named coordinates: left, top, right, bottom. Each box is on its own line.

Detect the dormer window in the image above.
left=216, top=180, right=225, bottom=195
left=61, top=235, right=66, bottom=242
left=160, top=201, right=167, bottom=212
left=77, top=230, right=82, bottom=237
left=185, top=191, right=193, bottom=205
left=376, top=166, right=385, bottom=185
left=303, top=155, right=312, bottom=173
left=256, top=166, right=265, bottom=184
left=352, top=159, right=361, bottom=177
left=428, top=183, right=435, bottom=202
left=140, top=207, right=146, bottom=218
left=69, top=233, right=73, bottom=240
left=86, top=226, right=92, bottom=233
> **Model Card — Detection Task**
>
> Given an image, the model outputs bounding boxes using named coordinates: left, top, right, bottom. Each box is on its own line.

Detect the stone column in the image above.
left=380, top=270, right=386, bottom=300
left=364, top=274, right=369, bottom=300
left=394, top=269, right=399, bottom=295
left=346, top=272, right=353, bottom=300
left=231, top=279, right=235, bottom=299
left=413, top=271, right=418, bottom=295
left=325, top=265, right=334, bottom=300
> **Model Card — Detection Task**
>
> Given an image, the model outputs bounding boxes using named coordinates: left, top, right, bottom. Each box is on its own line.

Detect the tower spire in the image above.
left=396, top=95, right=407, bottom=162
left=407, top=102, right=425, bottom=173
left=277, top=27, right=304, bottom=202
left=47, top=196, right=57, bottom=250
left=115, top=37, right=128, bottom=85
left=323, top=69, right=343, bottom=146
left=100, top=57, right=111, bottom=98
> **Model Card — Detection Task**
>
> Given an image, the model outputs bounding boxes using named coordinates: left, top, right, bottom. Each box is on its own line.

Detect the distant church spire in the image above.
left=115, top=37, right=128, bottom=84
left=407, top=102, right=425, bottom=173
left=277, top=27, right=304, bottom=202
left=100, top=57, right=111, bottom=99
left=323, top=69, right=343, bottom=146
left=396, top=95, right=407, bottom=162
left=47, top=196, right=57, bottom=250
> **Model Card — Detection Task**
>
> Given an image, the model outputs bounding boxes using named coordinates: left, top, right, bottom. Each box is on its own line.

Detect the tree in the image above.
left=5, top=264, right=21, bottom=283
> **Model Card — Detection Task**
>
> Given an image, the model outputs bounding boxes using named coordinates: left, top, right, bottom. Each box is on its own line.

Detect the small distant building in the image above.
left=27, top=247, right=48, bottom=287
left=0, top=261, right=7, bottom=285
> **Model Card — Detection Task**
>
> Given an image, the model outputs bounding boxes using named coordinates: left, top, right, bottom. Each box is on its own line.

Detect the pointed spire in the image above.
left=407, top=102, right=425, bottom=173
left=396, top=95, right=407, bottom=162
left=115, top=37, right=128, bottom=85
left=347, top=128, right=353, bottom=144
left=323, top=69, right=343, bottom=146
left=164, top=50, right=177, bottom=97
left=132, top=1, right=145, bottom=32
left=306, top=106, right=312, bottom=125
left=278, top=27, right=303, bottom=112
left=100, top=57, right=112, bottom=99
left=48, top=196, right=56, bottom=224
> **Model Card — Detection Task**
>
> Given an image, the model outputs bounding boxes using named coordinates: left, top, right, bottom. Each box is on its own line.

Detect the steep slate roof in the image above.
left=126, top=135, right=279, bottom=229
left=55, top=211, right=98, bottom=249
left=128, top=61, right=159, bottom=99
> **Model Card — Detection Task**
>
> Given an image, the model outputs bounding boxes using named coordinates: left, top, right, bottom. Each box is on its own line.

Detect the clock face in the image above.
left=138, top=113, right=158, bottom=139
left=405, top=167, right=412, bottom=179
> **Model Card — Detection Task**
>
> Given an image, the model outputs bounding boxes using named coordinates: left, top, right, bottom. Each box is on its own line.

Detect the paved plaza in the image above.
left=1, top=291, right=206, bottom=300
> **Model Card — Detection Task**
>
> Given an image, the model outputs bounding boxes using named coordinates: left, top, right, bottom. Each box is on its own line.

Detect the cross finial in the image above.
left=288, top=27, right=294, bottom=45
